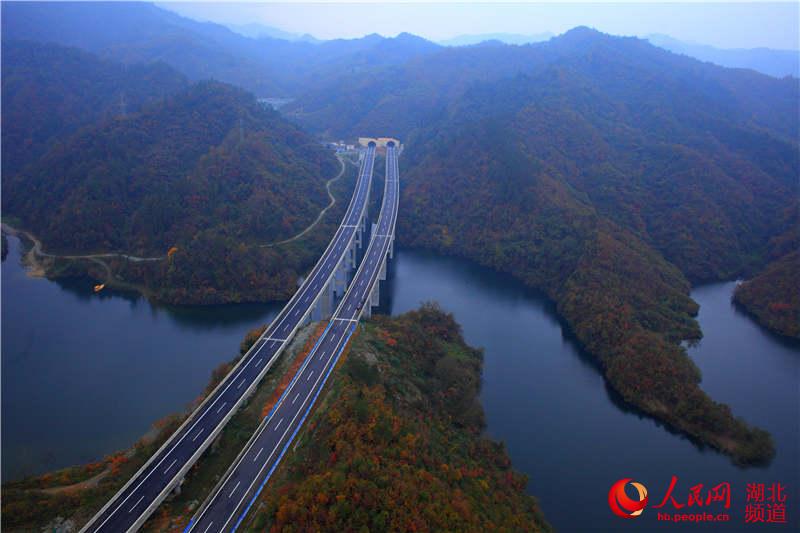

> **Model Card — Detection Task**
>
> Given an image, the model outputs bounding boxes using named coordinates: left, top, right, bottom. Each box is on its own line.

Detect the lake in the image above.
left=1, top=235, right=282, bottom=480
left=383, top=249, right=799, bottom=532
left=2, top=237, right=798, bottom=530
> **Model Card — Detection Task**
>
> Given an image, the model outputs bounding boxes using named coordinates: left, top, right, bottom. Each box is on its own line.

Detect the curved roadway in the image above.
left=81, top=145, right=376, bottom=533
left=187, top=143, right=400, bottom=533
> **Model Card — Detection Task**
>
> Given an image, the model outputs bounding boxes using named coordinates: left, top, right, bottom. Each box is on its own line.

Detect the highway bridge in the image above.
left=186, top=142, right=400, bottom=533
left=81, top=144, right=377, bottom=533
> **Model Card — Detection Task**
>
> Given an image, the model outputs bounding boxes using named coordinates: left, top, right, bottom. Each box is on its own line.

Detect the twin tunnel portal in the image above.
left=83, top=141, right=401, bottom=533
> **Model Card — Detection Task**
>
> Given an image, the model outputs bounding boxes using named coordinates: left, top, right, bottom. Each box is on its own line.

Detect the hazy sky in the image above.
left=162, top=2, right=799, bottom=50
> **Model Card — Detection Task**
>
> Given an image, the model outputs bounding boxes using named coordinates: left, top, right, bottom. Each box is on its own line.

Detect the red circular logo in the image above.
left=609, top=478, right=649, bottom=518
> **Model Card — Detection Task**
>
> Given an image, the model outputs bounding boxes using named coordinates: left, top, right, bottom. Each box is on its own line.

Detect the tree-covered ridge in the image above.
left=4, top=80, right=336, bottom=255
left=734, top=251, right=800, bottom=339
left=283, top=27, right=798, bottom=463
left=2, top=46, right=344, bottom=304
left=289, top=27, right=798, bottom=141
left=400, top=121, right=774, bottom=464
left=1, top=40, right=188, bottom=176
left=464, top=70, right=798, bottom=283
left=1, top=2, right=442, bottom=98
left=247, top=305, right=551, bottom=532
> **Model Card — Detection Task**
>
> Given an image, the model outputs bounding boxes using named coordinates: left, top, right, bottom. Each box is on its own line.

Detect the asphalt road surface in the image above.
left=187, top=144, right=399, bottom=533
left=81, top=145, right=376, bottom=533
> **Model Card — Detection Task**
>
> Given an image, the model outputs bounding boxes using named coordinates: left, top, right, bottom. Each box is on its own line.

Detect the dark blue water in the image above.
left=384, top=249, right=799, bottom=532
left=1, top=235, right=282, bottom=480
left=2, top=237, right=798, bottom=531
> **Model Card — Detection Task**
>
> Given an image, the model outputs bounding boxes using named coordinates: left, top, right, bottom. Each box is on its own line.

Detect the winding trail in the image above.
left=0, top=223, right=165, bottom=262
left=1, top=152, right=354, bottom=282
left=262, top=154, right=350, bottom=248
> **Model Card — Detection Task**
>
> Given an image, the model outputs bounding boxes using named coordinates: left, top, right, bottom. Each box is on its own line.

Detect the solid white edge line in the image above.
left=185, top=147, right=380, bottom=533
left=91, top=147, right=377, bottom=533
left=210, top=148, right=399, bottom=531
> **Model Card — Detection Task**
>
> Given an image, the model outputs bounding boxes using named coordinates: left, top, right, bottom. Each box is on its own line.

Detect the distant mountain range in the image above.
left=1, top=38, right=339, bottom=304
left=647, top=33, right=799, bottom=78
left=439, top=31, right=798, bottom=78
left=3, top=1, right=795, bottom=103
left=1, top=2, right=797, bottom=465
left=1, top=2, right=440, bottom=97
left=439, top=32, right=553, bottom=46
left=226, top=22, right=319, bottom=43
left=287, top=25, right=796, bottom=463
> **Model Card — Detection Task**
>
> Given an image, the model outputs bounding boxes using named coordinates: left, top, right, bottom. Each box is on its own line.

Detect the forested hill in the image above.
left=292, top=27, right=799, bottom=464
left=1, top=1, right=283, bottom=96
left=292, top=26, right=798, bottom=283
left=4, top=80, right=336, bottom=256
left=1, top=2, right=441, bottom=97
left=290, top=26, right=798, bottom=143
left=1, top=40, right=188, bottom=176
left=734, top=250, right=800, bottom=339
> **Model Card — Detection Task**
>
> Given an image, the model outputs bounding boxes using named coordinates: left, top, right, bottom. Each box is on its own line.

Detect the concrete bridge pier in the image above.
left=362, top=277, right=381, bottom=320
left=370, top=280, right=380, bottom=307
left=363, top=289, right=373, bottom=319
left=360, top=213, right=367, bottom=238
left=333, top=256, right=348, bottom=297
left=344, top=238, right=357, bottom=269
left=379, top=253, right=388, bottom=281
left=311, top=278, right=335, bottom=322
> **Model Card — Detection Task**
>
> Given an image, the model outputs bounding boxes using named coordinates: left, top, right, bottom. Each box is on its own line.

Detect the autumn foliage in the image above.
left=261, top=322, right=329, bottom=419
left=734, top=251, right=800, bottom=339
left=246, top=305, right=551, bottom=532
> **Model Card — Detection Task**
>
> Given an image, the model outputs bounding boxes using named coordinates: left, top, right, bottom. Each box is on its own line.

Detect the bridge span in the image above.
left=81, top=144, right=377, bottom=533
left=187, top=142, right=400, bottom=533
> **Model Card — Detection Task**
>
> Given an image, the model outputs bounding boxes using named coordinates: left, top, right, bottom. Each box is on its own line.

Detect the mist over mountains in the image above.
left=438, top=32, right=554, bottom=47
left=647, top=33, right=800, bottom=78
left=2, top=0, right=797, bottom=472
left=3, top=1, right=796, bottom=99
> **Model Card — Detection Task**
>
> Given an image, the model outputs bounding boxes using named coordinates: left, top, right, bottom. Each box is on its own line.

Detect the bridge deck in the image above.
left=81, top=146, right=377, bottom=533
left=187, top=144, right=400, bottom=533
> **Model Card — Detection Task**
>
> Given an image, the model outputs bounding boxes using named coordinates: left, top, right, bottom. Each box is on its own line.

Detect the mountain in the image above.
left=734, top=251, right=800, bottom=339
left=249, top=32, right=441, bottom=91
left=4, top=80, right=333, bottom=252
left=291, top=26, right=798, bottom=463
left=439, top=32, right=553, bottom=46
left=647, top=33, right=800, bottom=78
left=289, top=26, right=798, bottom=142
left=1, top=40, right=188, bottom=177
left=1, top=1, right=284, bottom=95
left=4, top=4, right=795, bottom=462
left=226, top=22, right=319, bottom=43
left=3, top=77, right=340, bottom=303
left=1, top=2, right=441, bottom=96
